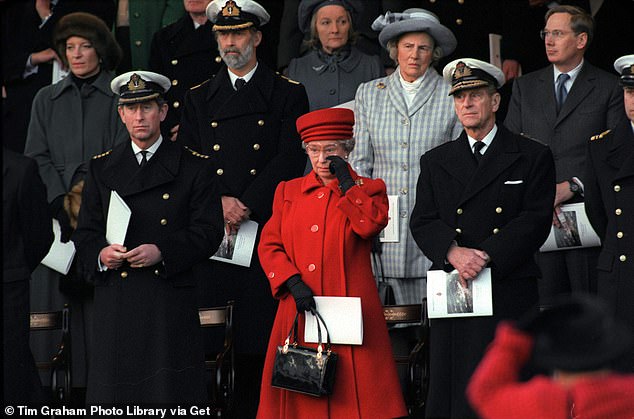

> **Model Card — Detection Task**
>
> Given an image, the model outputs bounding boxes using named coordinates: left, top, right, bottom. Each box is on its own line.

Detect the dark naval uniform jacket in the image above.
left=585, top=118, right=634, bottom=371
left=149, top=14, right=222, bottom=137
left=72, top=139, right=224, bottom=403
left=178, top=62, right=309, bottom=354
left=410, top=125, right=555, bottom=418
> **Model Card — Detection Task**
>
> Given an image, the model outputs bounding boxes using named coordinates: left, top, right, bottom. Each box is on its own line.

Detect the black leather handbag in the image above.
left=271, top=309, right=338, bottom=397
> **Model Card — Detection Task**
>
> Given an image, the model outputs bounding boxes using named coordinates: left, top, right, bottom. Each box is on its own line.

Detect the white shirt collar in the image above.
left=554, top=59, right=583, bottom=88
left=228, top=62, right=258, bottom=89
left=467, top=124, right=498, bottom=155
left=131, top=135, right=163, bottom=163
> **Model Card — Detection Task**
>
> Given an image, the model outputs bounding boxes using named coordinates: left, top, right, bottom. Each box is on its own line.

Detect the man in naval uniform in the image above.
left=177, top=0, right=309, bottom=416
left=410, top=58, right=555, bottom=418
left=72, top=70, right=224, bottom=404
left=585, top=54, right=634, bottom=373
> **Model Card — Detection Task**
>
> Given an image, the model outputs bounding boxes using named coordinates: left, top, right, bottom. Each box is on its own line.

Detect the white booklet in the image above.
left=41, top=219, right=76, bottom=275
left=540, top=202, right=601, bottom=252
left=379, top=195, right=399, bottom=242
left=211, top=219, right=258, bottom=267
left=489, top=33, right=503, bottom=69
left=106, top=190, right=131, bottom=245
left=305, top=296, right=363, bottom=345
left=427, top=268, right=493, bottom=319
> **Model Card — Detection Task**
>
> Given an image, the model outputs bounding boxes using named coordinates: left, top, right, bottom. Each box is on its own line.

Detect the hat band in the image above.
left=620, top=74, right=634, bottom=87
left=213, top=21, right=254, bottom=31
left=118, top=93, right=161, bottom=105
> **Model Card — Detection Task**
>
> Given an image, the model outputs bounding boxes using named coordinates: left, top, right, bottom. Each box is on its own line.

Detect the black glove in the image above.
left=50, top=195, right=73, bottom=243
left=327, top=155, right=355, bottom=193
left=286, top=275, right=316, bottom=313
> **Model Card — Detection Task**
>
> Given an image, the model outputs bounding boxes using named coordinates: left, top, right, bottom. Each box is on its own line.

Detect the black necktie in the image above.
left=139, top=150, right=148, bottom=167
left=473, top=141, right=485, bottom=164
left=556, top=73, right=570, bottom=113
left=234, top=78, right=246, bottom=90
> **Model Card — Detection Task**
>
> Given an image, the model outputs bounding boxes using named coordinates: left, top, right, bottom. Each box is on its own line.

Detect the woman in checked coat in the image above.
left=257, top=108, right=407, bottom=419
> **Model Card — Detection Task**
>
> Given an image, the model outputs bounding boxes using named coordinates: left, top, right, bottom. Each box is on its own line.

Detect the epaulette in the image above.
left=519, top=132, right=546, bottom=146
left=184, top=146, right=210, bottom=159
left=590, top=129, right=611, bottom=141
left=92, top=149, right=112, bottom=159
left=276, top=72, right=301, bottom=85
left=190, top=78, right=211, bottom=90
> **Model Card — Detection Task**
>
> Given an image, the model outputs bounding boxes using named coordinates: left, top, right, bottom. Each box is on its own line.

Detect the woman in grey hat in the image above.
left=348, top=8, right=462, bottom=376
left=24, top=12, right=128, bottom=391
left=287, top=0, right=383, bottom=111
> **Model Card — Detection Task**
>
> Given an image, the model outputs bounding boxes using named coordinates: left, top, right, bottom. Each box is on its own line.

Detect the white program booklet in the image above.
left=106, top=190, right=131, bottom=245
left=305, top=296, right=363, bottom=345
left=211, top=220, right=258, bottom=267
left=540, top=203, right=601, bottom=252
left=380, top=195, right=399, bottom=242
left=41, top=219, right=76, bottom=275
left=489, top=33, right=503, bottom=69
left=427, top=268, right=493, bottom=319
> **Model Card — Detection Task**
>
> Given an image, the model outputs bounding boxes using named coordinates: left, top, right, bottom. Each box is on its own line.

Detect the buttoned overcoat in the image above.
left=73, top=139, right=224, bottom=403
left=257, top=169, right=407, bottom=419
left=585, top=118, right=634, bottom=371
left=178, top=63, right=309, bottom=354
left=410, top=125, right=555, bottom=418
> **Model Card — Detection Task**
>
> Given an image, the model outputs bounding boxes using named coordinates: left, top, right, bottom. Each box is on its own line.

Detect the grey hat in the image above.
left=297, top=0, right=362, bottom=34
left=372, top=8, right=456, bottom=57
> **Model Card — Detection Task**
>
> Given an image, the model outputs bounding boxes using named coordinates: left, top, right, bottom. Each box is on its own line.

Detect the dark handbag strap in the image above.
left=283, top=309, right=333, bottom=355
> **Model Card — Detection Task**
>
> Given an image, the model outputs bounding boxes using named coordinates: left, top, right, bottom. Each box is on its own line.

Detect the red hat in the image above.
left=296, top=108, right=354, bottom=143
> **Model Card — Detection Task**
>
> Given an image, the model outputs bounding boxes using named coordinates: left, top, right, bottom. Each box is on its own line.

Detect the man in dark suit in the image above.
left=410, top=58, right=555, bottom=418
left=177, top=0, right=308, bottom=416
left=72, top=70, right=224, bottom=404
left=504, top=5, right=624, bottom=309
left=148, top=0, right=222, bottom=141
left=3, top=147, right=54, bottom=403
left=584, top=54, right=634, bottom=372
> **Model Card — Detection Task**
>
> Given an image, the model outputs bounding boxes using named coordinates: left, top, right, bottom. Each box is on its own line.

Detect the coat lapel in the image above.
left=556, top=62, right=595, bottom=125
left=386, top=70, right=408, bottom=119
left=208, top=63, right=271, bottom=121
left=537, top=67, right=558, bottom=128
left=607, top=120, right=634, bottom=180
left=437, top=133, right=477, bottom=188
left=408, top=70, right=442, bottom=117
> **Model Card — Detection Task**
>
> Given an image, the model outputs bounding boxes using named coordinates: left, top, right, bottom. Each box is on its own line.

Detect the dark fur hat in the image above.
left=53, top=12, right=122, bottom=72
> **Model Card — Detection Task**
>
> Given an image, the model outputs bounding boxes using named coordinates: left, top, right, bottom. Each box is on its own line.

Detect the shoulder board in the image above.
left=184, top=146, right=210, bottom=159
left=92, top=150, right=112, bottom=159
left=519, top=133, right=546, bottom=146
left=276, top=72, right=301, bottom=85
left=190, top=78, right=211, bottom=90
left=590, top=129, right=611, bottom=141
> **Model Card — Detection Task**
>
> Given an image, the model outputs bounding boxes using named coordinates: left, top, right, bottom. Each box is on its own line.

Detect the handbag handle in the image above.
left=282, top=309, right=333, bottom=358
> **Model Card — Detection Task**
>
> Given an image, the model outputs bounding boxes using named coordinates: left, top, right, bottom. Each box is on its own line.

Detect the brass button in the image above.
left=154, top=269, right=160, bottom=276
left=216, top=168, right=224, bottom=175
left=401, top=118, right=409, bottom=125
left=310, top=225, right=319, bottom=233
left=617, top=232, right=624, bottom=239
left=250, top=169, right=257, bottom=175
left=257, top=120, right=265, bottom=126
left=171, top=79, right=178, bottom=86
left=456, top=18, right=463, bottom=25
left=619, top=255, right=627, bottom=262
left=308, top=264, right=316, bottom=272
left=172, top=101, right=180, bottom=108
left=160, top=218, right=168, bottom=226
left=456, top=208, right=463, bottom=215
left=171, top=59, right=178, bottom=65
left=355, top=199, right=362, bottom=205
left=493, top=228, right=500, bottom=234
left=211, top=121, right=218, bottom=128
left=616, top=208, right=622, bottom=216
left=253, top=143, right=260, bottom=150
left=430, top=0, right=436, bottom=3
left=455, top=228, right=462, bottom=234
left=213, top=144, right=220, bottom=151
left=495, top=207, right=503, bottom=214
left=121, top=271, right=128, bottom=279
left=614, top=185, right=621, bottom=192
left=134, top=40, right=142, bottom=47
left=458, top=0, right=464, bottom=3
left=162, top=193, right=170, bottom=200
left=215, top=56, right=222, bottom=63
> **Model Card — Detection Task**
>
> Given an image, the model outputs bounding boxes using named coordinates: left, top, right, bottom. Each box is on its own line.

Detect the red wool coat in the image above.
left=257, top=169, right=407, bottom=419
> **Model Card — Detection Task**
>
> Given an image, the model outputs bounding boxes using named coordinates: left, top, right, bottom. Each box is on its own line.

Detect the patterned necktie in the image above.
left=473, top=141, right=485, bottom=164
left=139, top=150, right=148, bottom=167
left=556, top=73, right=570, bottom=113
left=234, top=78, right=246, bottom=90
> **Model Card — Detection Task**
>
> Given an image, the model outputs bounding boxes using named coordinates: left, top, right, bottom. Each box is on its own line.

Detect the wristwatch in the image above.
left=568, top=179, right=581, bottom=195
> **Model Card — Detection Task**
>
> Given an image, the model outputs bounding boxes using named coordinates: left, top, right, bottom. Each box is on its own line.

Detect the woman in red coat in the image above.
left=257, top=107, right=407, bottom=419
